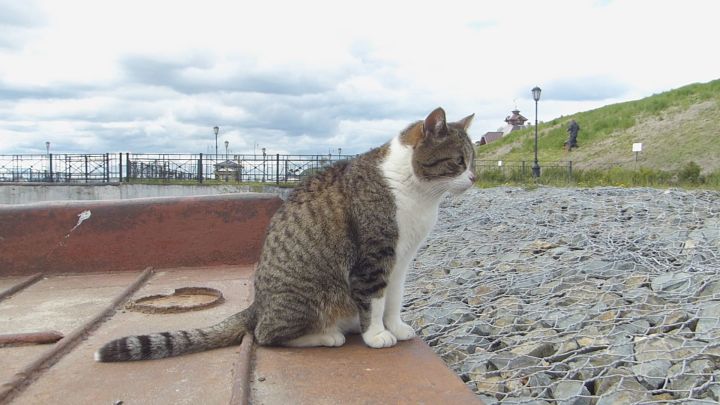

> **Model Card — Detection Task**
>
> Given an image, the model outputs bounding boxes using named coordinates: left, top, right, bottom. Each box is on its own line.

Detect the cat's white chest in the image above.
left=394, top=193, right=438, bottom=259
left=380, top=137, right=442, bottom=261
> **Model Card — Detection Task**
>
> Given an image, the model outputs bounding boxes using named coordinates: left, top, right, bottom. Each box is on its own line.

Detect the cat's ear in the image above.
left=457, top=114, right=475, bottom=131
left=423, top=107, right=448, bottom=139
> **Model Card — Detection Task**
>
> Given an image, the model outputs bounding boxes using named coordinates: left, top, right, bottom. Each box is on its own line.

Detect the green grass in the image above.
left=474, top=164, right=720, bottom=190
left=478, top=79, right=720, bottom=174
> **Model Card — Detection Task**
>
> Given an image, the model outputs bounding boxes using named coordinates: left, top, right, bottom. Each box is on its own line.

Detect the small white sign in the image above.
left=498, top=160, right=503, bottom=167
left=632, top=143, right=643, bottom=152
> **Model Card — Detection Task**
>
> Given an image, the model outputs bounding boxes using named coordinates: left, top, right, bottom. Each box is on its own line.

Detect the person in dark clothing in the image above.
left=565, top=120, right=580, bottom=150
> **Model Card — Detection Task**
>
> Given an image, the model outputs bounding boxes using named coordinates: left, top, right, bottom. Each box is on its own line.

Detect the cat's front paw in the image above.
left=362, top=329, right=397, bottom=349
left=386, top=320, right=415, bottom=341
left=322, top=331, right=346, bottom=347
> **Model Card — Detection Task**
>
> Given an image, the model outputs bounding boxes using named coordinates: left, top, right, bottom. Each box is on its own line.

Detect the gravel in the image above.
left=403, top=186, right=720, bottom=404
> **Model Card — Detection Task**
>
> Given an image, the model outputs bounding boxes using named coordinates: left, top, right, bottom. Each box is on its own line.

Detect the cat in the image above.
left=95, top=107, right=475, bottom=361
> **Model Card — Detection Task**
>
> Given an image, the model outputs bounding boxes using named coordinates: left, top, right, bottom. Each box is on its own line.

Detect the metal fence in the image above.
left=0, top=154, right=116, bottom=183
left=475, top=160, right=575, bottom=182
left=0, top=154, right=677, bottom=185
left=0, top=153, right=354, bottom=184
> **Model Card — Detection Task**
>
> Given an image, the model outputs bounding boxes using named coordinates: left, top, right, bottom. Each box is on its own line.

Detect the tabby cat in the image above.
left=95, top=107, right=475, bottom=361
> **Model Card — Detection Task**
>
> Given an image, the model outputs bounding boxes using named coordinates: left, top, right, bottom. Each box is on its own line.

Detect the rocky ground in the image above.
left=404, top=186, right=720, bottom=404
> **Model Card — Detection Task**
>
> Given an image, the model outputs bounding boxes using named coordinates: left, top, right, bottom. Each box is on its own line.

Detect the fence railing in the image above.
left=0, top=153, right=355, bottom=184
left=475, top=159, right=575, bottom=182
left=0, top=154, right=661, bottom=185
left=0, top=154, right=115, bottom=183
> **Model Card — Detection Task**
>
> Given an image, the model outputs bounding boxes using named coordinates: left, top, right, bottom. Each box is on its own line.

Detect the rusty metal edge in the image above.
left=229, top=334, right=255, bottom=405
left=0, top=273, right=43, bottom=303
left=0, top=267, right=154, bottom=405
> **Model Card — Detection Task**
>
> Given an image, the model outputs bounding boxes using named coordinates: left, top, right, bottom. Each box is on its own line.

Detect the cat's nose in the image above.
left=469, top=173, right=476, bottom=183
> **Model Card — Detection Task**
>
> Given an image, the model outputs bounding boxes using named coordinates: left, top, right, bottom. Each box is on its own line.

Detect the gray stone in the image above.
left=596, top=389, right=652, bottom=405
left=472, top=375, right=505, bottom=397
left=450, top=268, right=477, bottom=285
left=633, top=335, right=678, bottom=363
left=400, top=187, right=720, bottom=400
left=502, top=398, right=551, bottom=405
left=696, top=302, right=720, bottom=341
left=651, top=272, right=694, bottom=292
left=581, top=260, right=613, bottom=274
left=649, top=309, right=689, bottom=333
left=417, top=302, right=474, bottom=326
left=631, top=359, right=671, bottom=389
left=551, top=380, right=591, bottom=405
left=706, top=383, right=720, bottom=402
left=614, top=318, right=651, bottom=336
left=622, top=287, right=654, bottom=303
left=492, top=296, right=524, bottom=314
left=531, top=280, right=569, bottom=297
left=468, top=322, right=496, bottom=337
left=696, top=279, right=720, bottom=300
left=527, top=372, right=554, bottom=394
left=594, top=367, right=633, bottom=397
left=544, top=311, right=586, bottom=331
left=476, top=394, right=498, bottom=405
left=595, top=367, right=652, bottom=404
left=510, top=328, right=559, bottom=358
left=488, top=353, right=544, bottom=373
left=554, top=326, right=610, bottom=360
left=666, top=359, right=714, bottom=394
left=624, top=274, right=649, bottom=289
left=566, top=351, right=626, bottom=381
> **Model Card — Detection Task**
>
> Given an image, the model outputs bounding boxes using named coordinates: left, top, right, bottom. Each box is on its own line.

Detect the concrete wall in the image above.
left=0, top=183, right=292, bottom=204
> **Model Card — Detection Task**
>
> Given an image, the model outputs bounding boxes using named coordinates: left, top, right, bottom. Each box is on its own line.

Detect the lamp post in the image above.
left=213, top=126, right=219, bottom=164
left=531, top=86, right=542, bottom=178
left=224, top=140, right=229, bottom=160
left=261, top=147, right=266, bottom=182
left=45, top=141, right=51, bottom=180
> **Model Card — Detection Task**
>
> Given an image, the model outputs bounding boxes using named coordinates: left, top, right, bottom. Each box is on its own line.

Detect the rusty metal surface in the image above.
left=0, top=331, right=64, bottom=346
left=0, top=272, right=142, bottom=402
left=230, top=334, right=255, bottom=405
left=0, top=193, right=282, bottom=275
left=252, top=335, right=480, bottom=405
left=1, top=265, right=482, bottom=405
left=0, top=274, right=43, bottom=302
left=7, top=266, right=254, bottom=405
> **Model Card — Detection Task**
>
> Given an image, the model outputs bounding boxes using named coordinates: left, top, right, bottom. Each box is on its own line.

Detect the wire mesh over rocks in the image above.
left=403, top=186, right=720, bottom=404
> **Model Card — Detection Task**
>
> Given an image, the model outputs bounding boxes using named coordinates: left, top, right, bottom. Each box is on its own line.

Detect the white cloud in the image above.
left=0, top=0, right=719, bottom=154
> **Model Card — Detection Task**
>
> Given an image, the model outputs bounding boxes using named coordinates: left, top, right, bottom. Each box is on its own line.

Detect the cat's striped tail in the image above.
left=94, top=308, right=254, bottom=362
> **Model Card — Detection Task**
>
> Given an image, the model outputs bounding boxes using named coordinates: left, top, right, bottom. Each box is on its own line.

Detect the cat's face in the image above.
left=408, top=108, right=476, bottom=195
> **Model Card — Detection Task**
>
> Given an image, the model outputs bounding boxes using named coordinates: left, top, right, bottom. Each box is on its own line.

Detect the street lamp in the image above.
left=45, top=141, right=51, bottom=180
left=261, top=147, right=266, bottom=182
left=224, top=140, right=229, bottom=160
left=531, top=86, right=542, bottom=178
left=213, top=126, right=219, bottom=163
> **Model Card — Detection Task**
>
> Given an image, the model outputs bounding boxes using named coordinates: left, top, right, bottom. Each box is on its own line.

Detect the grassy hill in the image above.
left=477, top=79, right=720, bottom=174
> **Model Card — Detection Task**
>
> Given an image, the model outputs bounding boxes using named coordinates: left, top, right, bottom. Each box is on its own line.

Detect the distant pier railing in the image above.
left=0, top=153, right=355, bottom=184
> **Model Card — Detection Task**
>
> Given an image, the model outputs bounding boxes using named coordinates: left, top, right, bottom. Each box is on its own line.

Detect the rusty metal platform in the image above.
left=0, top=194, right=479, bottom=404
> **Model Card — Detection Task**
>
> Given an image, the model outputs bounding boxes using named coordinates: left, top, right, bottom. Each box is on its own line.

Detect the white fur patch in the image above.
left=379, top=137, right=444, bottom=322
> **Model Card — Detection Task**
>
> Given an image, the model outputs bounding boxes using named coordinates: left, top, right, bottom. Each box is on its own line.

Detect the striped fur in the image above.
left=95, top=310, right=252, bottom=362
left=95, top=107, right=474, bottom=361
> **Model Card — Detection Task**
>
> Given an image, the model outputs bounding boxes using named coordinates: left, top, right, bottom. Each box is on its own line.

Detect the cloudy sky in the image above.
left=1, top=0, right=718, bottom=155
